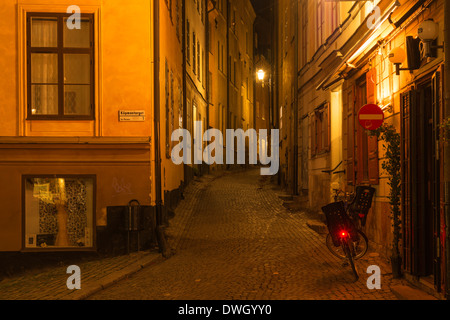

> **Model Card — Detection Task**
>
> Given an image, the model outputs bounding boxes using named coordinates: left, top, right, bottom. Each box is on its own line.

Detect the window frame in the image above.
left=26, top=12, right=95, bottom=121
left=186, top=20, right=191, bottom=65
left=310, top=102, right=330, bottom=157
left=301, top=0, right=308, bottom=66
left=330, top=2, right=339, bottom=34
left=347, top=70, right=379, bottom=186
left=193, top=32, right=196, bottom=74
left=357, top=70, right=379, bottom=185
left=22, top=174, right=97, bottom=252
left=316, top=0, right=324, bottom=49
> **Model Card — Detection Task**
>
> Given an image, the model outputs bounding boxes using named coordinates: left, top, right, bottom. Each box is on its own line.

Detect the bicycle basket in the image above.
left=348, top=186, right=376, bottom=227
left=321, top=201, right=359, bottom=247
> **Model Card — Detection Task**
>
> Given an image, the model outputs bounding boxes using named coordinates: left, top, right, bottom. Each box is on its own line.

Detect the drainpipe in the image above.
left=271, top=0, right=279, bottom=185
left=293, top=0, right=299, bottom=196
left=182, top=0, right=189, bottom=184
left=226, top=0, right=230, bottom=165
left=205, top=0, right=212, bottom=174
left=154, top=0, right=170, bottom=257
left=444, top=0, right=450, bottom=299
left=253, top=21, right=256, bottom=134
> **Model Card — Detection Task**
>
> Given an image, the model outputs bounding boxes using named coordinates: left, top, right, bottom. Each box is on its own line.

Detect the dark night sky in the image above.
left=251, top=0, right=272, bottom=17
left=251, top=0, right=274, bottom=61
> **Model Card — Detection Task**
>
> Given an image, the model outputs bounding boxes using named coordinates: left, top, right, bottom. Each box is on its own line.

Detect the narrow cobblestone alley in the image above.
left=89, top=169, right=400, bottom=300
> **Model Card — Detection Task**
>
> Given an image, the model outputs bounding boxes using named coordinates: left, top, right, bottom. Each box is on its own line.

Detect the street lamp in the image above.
left=389, top=47, right=407, bottom=75
left=418, top=19, right=443, bottom=58
left=257, top=69, right=265, bottom=81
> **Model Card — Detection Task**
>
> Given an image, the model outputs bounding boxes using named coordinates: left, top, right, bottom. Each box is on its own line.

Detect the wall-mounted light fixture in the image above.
left=257, top=69, right=265, bottom=81
left=389, top=47, right=406, bottom=75
left=417, top=19, right=444, bottom=58
left=389, top=47, right=415, bottom=75
left=381, top=104, right=393, bottom=113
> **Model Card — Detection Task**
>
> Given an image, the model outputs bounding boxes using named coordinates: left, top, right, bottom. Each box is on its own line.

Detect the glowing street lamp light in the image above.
left=257, top=69, right=265, bottom=81
left=389, top=47, right=407, bottom=75
left=418, top=19, right=443, bottom=58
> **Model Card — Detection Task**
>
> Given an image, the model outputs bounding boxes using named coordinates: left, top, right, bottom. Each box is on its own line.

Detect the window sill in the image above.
left=311, top=149, right=330, bottom=158
left=26, top=117, right=95, bottom=121
left=0, top=137, right=151, bottom=145
left=21, top=247, right=97, bottom=253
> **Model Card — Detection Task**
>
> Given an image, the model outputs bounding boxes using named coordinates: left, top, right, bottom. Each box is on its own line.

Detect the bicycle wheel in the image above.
left=326, top=230, right=368, bottom=260
left=352, top=230, right=368, bottom=259
left=342, top=241, right=359, bottom=280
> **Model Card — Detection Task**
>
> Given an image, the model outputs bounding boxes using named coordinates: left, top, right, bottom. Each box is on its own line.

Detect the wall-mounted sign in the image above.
left=358, top=104, right=384, bottom=131
left=119, top=110, right=145, bottom=122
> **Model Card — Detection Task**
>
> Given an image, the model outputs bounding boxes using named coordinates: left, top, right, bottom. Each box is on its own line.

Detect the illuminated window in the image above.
left=347, top=71, right=379, bottom=186
left=193, top=32, right=196, bottom=74
left=311, top=103, right=330, bottom=157
left=330, top=2, right=339, bottom=33
left=197, top=41, right=201, bottom=81
left=27, top=13, right=94, bottom=119
left=301, top=1, right=308, bottom=66
left=186, top=20, right=190, bottom=64
left=316, top=0, right=324, bottom=48
left=24, top=176, right=95, bottom=249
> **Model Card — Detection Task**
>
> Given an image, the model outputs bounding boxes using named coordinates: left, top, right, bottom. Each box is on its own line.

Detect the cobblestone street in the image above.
left=89, top=169, right=401, bottom=300
left=0, top=0, right=447, bottom=305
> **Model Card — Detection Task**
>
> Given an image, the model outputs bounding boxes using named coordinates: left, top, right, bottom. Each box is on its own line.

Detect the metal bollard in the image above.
left=126, top=200, right=141, bottom=254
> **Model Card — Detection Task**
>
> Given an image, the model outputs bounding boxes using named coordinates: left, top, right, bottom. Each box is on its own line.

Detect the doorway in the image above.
left=414, top=81, right=434, bottom=277
left=401, top=73, right=441, bottom=287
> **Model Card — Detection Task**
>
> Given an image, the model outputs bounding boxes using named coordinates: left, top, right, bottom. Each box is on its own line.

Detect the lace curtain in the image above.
left=31, top=18, right=58, bottom=115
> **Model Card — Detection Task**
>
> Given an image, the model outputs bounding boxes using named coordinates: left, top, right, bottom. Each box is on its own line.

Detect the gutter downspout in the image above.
left=182, top=0, right=188, bottom=183
left=293, top=0, right=299, bottom=196
left=443, top=0, right=450, bottom=300
left=391, top=0, right=427, bottom=28
left=154, top=0, right=170, bottom=257
left=274, top=0, right=280, bottom=186
left=226, top=0, right=230, bottom=169
left=205, top=0, right=212, bottom=174
left=253, top=20, right=256, bottom=135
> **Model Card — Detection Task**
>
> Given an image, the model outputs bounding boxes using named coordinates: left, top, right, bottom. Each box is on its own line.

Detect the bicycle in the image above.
left=321, top=186, right=375, bottom=280
left=327, top=189, right=368, bottom=259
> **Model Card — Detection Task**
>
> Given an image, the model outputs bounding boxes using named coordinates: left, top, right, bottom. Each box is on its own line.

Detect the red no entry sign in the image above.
left=358, top=104, right=384, bottom=131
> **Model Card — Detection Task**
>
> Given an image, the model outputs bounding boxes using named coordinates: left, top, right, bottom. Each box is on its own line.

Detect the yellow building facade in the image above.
left=183, top=0, right=208, bottom=179
left=207, top=0, right=227, bottom=169
left=205, top=0, right=255, bottom=168
left=159, top=0, right=185, bottom=212
left=0, top=0, right=189, bottom=253
left=227, top=0, right=255, bottom=134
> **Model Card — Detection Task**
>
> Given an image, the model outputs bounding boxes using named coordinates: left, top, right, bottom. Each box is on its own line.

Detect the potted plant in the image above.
left=369, top=124, right=402, bottom=278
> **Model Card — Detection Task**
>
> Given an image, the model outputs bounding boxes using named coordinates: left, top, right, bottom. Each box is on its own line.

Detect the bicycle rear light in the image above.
left=340, top=231, right=347, bottom=238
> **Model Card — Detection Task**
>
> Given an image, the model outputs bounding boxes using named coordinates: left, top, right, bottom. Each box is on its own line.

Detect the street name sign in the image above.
left=119, top=110, right=145, bottom=122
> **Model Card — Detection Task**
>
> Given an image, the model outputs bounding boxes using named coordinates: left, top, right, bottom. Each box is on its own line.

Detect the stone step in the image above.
left=391, top=285, right=438, bottom=300
left=306, top=220, right=328, bottom=235
left=278, top=194, right=294, bottom=201
left=317, top=210, right=326, bottom=223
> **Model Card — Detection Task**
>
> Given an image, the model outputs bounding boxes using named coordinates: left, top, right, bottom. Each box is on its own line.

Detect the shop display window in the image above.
left=24, top=176, right=95, bottom=249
